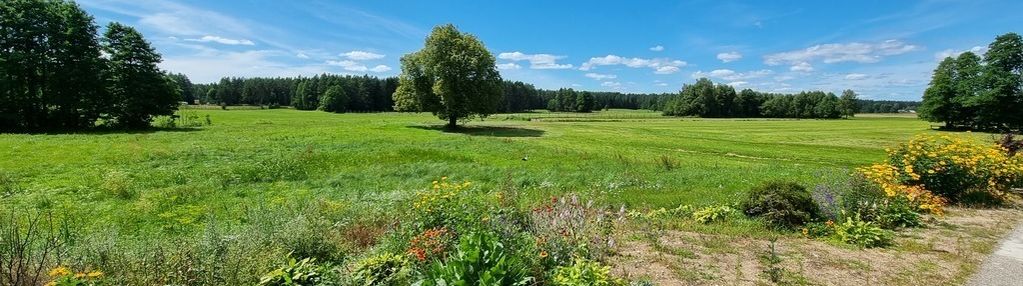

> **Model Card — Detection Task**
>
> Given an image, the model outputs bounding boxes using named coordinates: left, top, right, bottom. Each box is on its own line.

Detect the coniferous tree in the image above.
left=102, top=22, right=178, bottom=128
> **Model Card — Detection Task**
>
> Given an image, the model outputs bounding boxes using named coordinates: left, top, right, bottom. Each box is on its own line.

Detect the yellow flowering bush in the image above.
left=860, top=134, right=1023, bottom=212
left=409, top=177, right=482, bottom=231
left=47, top=266, right=104, bottom=286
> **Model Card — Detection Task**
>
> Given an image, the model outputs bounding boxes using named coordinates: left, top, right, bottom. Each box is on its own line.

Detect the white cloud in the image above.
left=691, top=69, right=773, bottom=81
left=650, top=45, right=664, bottom=52
left=764, top=39, right=920, bottom=66
left=580, top=55, right=687, bottom=74
left=296, top=52, right=310, bottom=59
left=185, top=35, right=254, bottom=45
left=571, top=83, right=582, bottom=87
left=369, top=65, right=392, bottom=72
left=341, top=50, right=385, bottom=60
left=497, top=63, right=522, bottom=70
left=934, top=46, right=987, bottom=61
left=790, top=62, right=814, bottom=72
left=498, top=52, right=573, bottom=69
left=160, top=50, right=332, bottom=83
left=326, top=60, right=368, bottom=72
left=601, top=81, right=622, bottom=88
left=845, top=73, right=869, bottom=80
left=727, top=81, right=749, bottom=87
left=584, top=73, right=617, bottom=80
left=716, top=52, right=743, bottom=63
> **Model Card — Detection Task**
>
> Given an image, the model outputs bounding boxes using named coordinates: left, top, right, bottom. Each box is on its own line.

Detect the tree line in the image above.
left=659, top=78, right=858, bottom=119
left=919, top=32, right=1023, bottom=131
left=0, top=0, right=179, bottom=131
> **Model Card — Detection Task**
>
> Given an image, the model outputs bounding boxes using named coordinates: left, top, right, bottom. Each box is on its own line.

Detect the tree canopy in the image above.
left=0, top=0, right=178, bottom=131
left=920, top=32, right=1023, bottom=130
left=392, top=24, right=503, bottom=127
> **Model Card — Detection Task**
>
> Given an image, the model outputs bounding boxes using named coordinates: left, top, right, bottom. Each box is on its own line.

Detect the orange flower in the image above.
left=539, top=250, right=549, bottom=258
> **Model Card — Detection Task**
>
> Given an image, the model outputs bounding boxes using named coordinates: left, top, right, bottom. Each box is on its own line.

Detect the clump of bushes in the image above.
left=860, top=134, right=1023, bottom=207
left=741, top=181, right=820, bottom=229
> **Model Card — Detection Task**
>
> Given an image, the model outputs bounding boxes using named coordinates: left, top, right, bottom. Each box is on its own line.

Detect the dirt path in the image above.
left=966, top=222, right=1023, bottom=286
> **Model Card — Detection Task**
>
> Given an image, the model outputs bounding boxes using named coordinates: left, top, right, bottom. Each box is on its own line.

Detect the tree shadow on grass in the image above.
left=408, top=125, right=545, bottom=138
left=11, top=127, right=204, bottom=135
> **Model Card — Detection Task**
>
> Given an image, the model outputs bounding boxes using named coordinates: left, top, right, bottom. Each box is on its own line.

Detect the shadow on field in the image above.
left=409, top=125, right=545, bottom=137
left=16, top=127, right=204, bottom=135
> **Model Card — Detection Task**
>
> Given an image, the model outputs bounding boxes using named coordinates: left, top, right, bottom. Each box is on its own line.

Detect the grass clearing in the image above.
left=1, top=108, right=1015, bottom=284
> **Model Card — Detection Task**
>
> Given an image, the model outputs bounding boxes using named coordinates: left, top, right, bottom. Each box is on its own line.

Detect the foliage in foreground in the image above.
left=860, top=134, right=1023, bottom=209
left=742, top=181, right=821, bottom=229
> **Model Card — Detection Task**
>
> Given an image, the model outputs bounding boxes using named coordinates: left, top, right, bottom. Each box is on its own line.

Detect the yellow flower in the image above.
left=48, top=266, right=70, bottom=277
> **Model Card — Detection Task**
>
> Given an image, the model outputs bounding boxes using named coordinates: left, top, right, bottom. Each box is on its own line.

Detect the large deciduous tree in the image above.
left=102, top=22, right=178, bottom=129
left=393, top=24, right=503, bottom=128
left=921, top=33, right=1023, bottom=131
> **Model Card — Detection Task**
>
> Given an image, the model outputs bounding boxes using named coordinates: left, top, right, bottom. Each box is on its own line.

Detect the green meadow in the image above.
left=1, top=109, right=950, bottom=236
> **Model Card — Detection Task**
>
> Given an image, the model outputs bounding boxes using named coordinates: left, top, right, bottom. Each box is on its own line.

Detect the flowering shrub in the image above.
left=409, top=177, right=483, bottom=231
left=47, top=266, right=104, bottom=286
left=407, top=227, right=453, bottom=262
left=860, top=134, right=1023, bottom=210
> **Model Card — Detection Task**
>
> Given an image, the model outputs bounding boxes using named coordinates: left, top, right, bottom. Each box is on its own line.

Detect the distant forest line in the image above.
left=186, top=75, right=919, bottom=115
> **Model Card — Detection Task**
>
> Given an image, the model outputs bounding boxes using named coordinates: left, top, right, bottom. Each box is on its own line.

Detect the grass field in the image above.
left=0, top=109, right=962, bottom=237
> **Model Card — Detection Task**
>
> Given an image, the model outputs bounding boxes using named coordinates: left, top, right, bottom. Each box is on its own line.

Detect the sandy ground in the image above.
left=611, top=208, right=1023, bottom=285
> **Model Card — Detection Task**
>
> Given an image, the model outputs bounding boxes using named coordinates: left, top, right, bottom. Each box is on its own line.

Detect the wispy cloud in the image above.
left=498, top=52, right=573, bottom=69
left=341, top=50, right=385, bottom=60
left=185, top=35, right=254, bottom=45
left=649, top=45, right=664, bottom=52
left=716, top=52, right=743, bottom=63
left=764, top=39, right=920, bottom=71
left=691, top=69, right=773, bottom=81
left=497, top=63, right=522, bottom=70
left=584, top=73, right=617, bottom=80
left=580, top=55, right=687, bottom=74
left=934, top=46, right=987, bottom=61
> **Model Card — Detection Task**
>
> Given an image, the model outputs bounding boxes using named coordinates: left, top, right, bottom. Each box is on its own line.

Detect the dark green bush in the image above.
left=742, top=181, right=820, bottom=229
left=839, top=177, right=922, bottom=229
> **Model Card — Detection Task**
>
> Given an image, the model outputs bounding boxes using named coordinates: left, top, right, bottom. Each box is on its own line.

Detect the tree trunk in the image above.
left=447, top=116, right=458, bottom=129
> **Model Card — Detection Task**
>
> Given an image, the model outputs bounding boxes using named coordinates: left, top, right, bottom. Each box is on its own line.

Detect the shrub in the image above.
left=258, top=257, right=329, bottom=286
left=742, top=181, right=820, bottom=229
left=801, top=221, right=835, bottom=238
left=691, top=205, right=735, bottom=224
left=47, top=266, right=105, bottom=286
left=837, top=176, right=922, bottom=229
left=420, top=231, right=532, bottom=286
left=860, top=134, right=1023, bottom=208
left=410, top=177, right=484, bottom=232
left=406, top=227, right=453, bottom=263
left=834, top=215, right=893, bottom=248
left=349, top=253, right=415, bottom=286
left=551, top=258, right=624, bottom=286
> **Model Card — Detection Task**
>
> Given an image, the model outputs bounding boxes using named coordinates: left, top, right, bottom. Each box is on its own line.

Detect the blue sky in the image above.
left=79, top=0, right=1022, bottom=100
